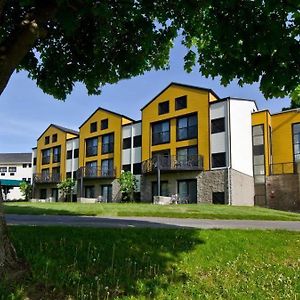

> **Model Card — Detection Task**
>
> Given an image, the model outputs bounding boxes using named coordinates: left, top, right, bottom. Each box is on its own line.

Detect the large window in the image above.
left=158, top=101, right=169, bottom=115
left=152, top=181, right=169, bottom=197
left=252, top=125, right=265, bottom=183
left=85, top=186, right=95, bottom=198
left=177, top=180, right=197, bottom=203
left=42, top=149, right=51, bottom=165
left=177, top=146, right=198, bottom=166
left=177, top=114, right=197, bottom=141
left=85, top=161, right=97, bottom=176
left=212, top=152, right=226, bottom=168
left=102, top=133, right=114, bottom=154
left=86, top=137, right=98, bottom=157
left=52, top=146, right=61, bottom=163
left=293, top=123, right=300, bottom=162
left=211, top=118, right=225, bottom=134
left=152, top=120, right=170, bottom=145
left=101, top=185, right=112, bottom=202
left=101, top=159, right=114, bottom=176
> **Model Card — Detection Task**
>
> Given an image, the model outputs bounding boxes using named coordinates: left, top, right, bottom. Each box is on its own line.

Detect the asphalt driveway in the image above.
left=5, top=214, right=300, bottom=231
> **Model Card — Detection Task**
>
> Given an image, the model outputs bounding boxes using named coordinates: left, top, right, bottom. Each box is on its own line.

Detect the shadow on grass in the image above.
left=4, top=204, right=87, bottom=216
left=1, top=226, right=203, bottom=300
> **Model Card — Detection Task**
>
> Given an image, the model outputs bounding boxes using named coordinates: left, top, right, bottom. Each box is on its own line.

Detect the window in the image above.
left=152, top=181, right=168, bottom=197
left=41, top=168, right=49, bottom=176
left=86, top=137, right=98, bottom=157
left=101, top=119, right=108, bottom=130
left=52, top=134, right=58, bottom=143
left=1, top=173, right=4, bottom=176
left=101, top=159, right=114, bottom=176
left=0, top=167, right=7, bottom=172
left=29, top=163, right=32, bottom=168
left=211, top=118, right=225, bottom=134
left=133, top=135, right=142, bottom=147
left=27, top=178, right=31, bottom=184
left=252, top=124, right=265, bottom=182
left=175, top=95, right=187, bottom=110
left=67, top=150, right=72, bottom=159
left=66, top=172, right=72, bottom=178
left=177, top=114, right=197, bottom=140
left=53, top=146, right=61, bottom=163
left=42, top=149, right=51, bottom=165
left=90, top=122, right=97, bottom=133
left=40, top=189, right=47, bottom=199
left=212, top=152, right=226, bottom=168
left=9, top=166, right=16, bottom=172
left=178, top=180, right=197, bottom=203
left=86, top=161, right=97, bottom=176
left=101, top=185, right=112, bottom=202
left=177, top=146, right=198, bottom=166
left=85, top=186, right=95, bottom=198
left=133, top=163, right=141, bottom=175
left=33, top=158, right=37, bottom=166
left=45, top=136, right=50, bottom=145
left=158, top=101, right=169, bottom=115
left=212, top=192, right=225, bottom=204
left=122, top=164, right=131, bottom=172
left=73, top=171, right=77, bottom=179
left=102, top=133, right=114, bottom=154
left=52, top=166, right=60, bottom=174
left=293, top=123, right=300, bottom=162
left=152, top=120, right=170, bottom=145
left=74, top=148, right=79, bottom=158
left=22, top=164, right=27, bottom=168
left=10, top=173, right=14, bottom=176
left=22, top=177, right=26, bottom=182
left=123, top=137, right=131, bottom=149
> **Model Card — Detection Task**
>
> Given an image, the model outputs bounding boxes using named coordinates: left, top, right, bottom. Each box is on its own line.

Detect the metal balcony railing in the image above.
left=270, top=162, right=299, bottom=175
left=77, top=166, right=116, bottom=179
left=142, top=155, right=204, bottom=174
left=33, top=173, right=61, bottom=183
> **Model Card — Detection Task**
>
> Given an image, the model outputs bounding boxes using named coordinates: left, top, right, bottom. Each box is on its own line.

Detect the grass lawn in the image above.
left=1, top=226, right=299, bottom=299
left=3, top=201, right=300, bottom=221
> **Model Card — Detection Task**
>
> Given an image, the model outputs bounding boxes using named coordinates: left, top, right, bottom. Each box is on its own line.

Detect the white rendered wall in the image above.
left=210, top=101, right=229, bottom=168
left=32, top=148, right=37, bottom=174
left=1, top=162, right=32, bottom=200
left=229, top=99, right=257, bottom=176
left=66, top=138, right=79, bottom=177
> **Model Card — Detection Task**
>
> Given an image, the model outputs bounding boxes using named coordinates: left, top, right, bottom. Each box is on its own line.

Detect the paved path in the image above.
left=5, top=214, right=300, bottom=231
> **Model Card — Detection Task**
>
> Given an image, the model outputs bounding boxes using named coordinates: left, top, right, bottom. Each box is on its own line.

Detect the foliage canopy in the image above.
left=0, top=1, right=299, bottom=101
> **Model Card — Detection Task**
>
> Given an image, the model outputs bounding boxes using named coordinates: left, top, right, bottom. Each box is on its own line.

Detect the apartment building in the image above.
left=141, top=83, right=256, bottom=205
left=77, top=108, right=139, bottom=202
left=32, top=124, right=79, bottom=201
left=252, top=109, right=300, bottom=211
left=0, top=153, right=32, bottom=200
left=30, top=82, right=300, bottom=210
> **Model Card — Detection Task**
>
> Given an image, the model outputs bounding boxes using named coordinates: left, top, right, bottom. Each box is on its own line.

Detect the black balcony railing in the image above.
left=270, top=162, right=299, bottom=175
left=142, top=155, right=204, bottom=174
left=33, top=173, right=61, bottom=183
left=77, top=166, right=116, bottom=179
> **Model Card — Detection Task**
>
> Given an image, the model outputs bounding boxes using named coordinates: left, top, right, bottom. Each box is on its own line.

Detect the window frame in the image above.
left=102, top=133, right=114, bottom=154
left=211, top=117, right=225, bottom=134
left=176, top=113, right=198, bottom=141
left=152, top=120, right=170, bottom=145
left=52, top=134, right=58, bottom=143
left=175, top=95, right=187, bottom=110
left=86, top=137, right=98, bottom=157
left=158, top=101, right=169, bottom=115
left=101, top=119, right=108, bottom=130
left=211, top=152, right=226, bottom=168
left=90, top=122, right=97, bottom=133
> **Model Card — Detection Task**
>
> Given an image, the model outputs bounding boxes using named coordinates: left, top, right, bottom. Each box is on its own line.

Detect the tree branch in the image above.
left=0, top=1, right=57, bottom=95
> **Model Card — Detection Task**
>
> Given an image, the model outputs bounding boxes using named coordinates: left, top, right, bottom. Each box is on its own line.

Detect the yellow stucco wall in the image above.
left=79, top=109, right=132, bottom=177
left=141, top=85, right=214, bottom=170
left=36, top=126, right=77, bottom=180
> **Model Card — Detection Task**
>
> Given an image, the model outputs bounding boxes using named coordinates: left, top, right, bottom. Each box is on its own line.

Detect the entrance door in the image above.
left=101, top=185, right=112, bottom=202
left=51, top=188, right=59, bottom=202
left=178, top=180, right=197, bottom=203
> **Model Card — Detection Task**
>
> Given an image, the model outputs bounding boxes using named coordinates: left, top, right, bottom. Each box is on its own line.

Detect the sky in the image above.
left=0, top=39, right=291, bottom=153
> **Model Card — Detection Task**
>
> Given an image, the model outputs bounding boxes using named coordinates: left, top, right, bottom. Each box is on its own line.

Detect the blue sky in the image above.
left=0, top=39, right=290, bottom=153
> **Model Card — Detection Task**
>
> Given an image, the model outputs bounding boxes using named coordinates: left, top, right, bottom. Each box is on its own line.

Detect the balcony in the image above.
left=142, top=155, right=204, bottom=174
left=33, top=173, right=61, bottom=183
left=77, top=166, right=116, bottom=179
left=270, top=162, right=299, bottom=175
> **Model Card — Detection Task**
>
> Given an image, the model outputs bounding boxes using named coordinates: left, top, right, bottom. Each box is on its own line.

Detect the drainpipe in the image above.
left=227, top=99, right=232, bottom=205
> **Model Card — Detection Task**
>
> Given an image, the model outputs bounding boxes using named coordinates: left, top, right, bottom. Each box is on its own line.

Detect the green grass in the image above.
left=1, top=227, right=299, bottom=299
left=4, top=202, right=300, bottom=221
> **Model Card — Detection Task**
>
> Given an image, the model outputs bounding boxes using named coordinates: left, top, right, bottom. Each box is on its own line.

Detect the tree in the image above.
left=19, top=181, right=32, bottom=201
left=118, top=171, right=137, bottom=202
left=0, top=0, right=299, bottom=280
left=57, top=178, right=76, bottom=202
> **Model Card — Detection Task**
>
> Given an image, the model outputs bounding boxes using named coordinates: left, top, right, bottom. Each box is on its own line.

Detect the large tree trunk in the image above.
left=0, top=185, right=25, bottom=281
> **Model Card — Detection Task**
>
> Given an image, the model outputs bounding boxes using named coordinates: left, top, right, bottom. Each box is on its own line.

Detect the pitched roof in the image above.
left=79, top=107, right=135, bottom=129
left=37, top=124, right=79, bottom=141
left=0, top=153, right=32, bottom=164
left=140, top=82, right=220, bottom=111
